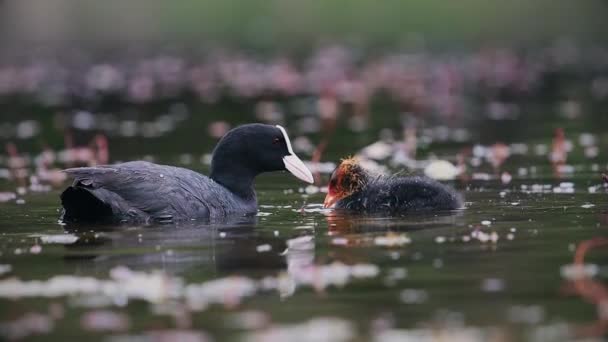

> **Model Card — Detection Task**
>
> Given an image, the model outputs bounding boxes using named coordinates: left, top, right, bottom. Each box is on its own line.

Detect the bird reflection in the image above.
left=59, top=216, right=313, bottom=283
left=324, top=208, right=464, bottom=237
left=53, top=207, right=465, bottom=304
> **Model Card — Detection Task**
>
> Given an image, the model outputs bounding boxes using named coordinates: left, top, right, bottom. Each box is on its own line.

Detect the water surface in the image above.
left=1, top=107, right=607, bottom=342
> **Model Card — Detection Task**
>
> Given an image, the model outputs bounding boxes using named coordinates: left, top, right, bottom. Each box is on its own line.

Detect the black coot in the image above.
left=323, top=157, right=462, bottom=213
left=61, top=124, right=314, bottom=223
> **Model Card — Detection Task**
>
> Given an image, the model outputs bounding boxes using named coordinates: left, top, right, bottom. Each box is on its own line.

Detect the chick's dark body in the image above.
left=335, top=175, right=462, bottom=213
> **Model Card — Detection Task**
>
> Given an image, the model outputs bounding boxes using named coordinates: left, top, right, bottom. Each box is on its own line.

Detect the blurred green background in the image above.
left=2, top=0, right=607, bottom=51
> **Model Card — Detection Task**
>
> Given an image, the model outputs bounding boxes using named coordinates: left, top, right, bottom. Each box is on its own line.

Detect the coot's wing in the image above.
left=63, top=161, right=217, bottom=222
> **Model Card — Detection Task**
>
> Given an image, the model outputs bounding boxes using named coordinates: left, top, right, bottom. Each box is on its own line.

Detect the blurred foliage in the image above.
left=2, top=0, right=608, bottom=51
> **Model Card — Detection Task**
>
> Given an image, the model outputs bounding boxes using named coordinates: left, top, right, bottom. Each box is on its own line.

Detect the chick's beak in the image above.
left=323, top=192, right=339, bottom=208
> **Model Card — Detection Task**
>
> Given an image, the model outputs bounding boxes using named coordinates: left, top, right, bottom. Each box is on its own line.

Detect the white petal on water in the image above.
left=351, top=264, right=380, bottom=278
left=375, top=327, right=489, bottom=342
left=185, top=276, right=257, bottom=310
left=294, top=225, right=313, bottom=230
left=108, top=330, right=211, bottom=342
left=560, top=263, right=599, bottom=280
left=471, top=173, right=492, bottom=181
left=0, top=264, right=12, bottom=275
left=38, top=234, right=79, bottom=244
left=297, top=205, right=332, bottom=213
left=304, top=185, right=320, bottom=194
left=374, top=234, right=411, bottom=247
left=0, top=313, right=54, bottom=340
left=81, top=310, right=130, bottom=332
left=584, top=146, right=599, bottom=158
left=481, top=278, right=505, bottom=292
left=579, top=132, right=596, bottom=146
left=256, top=244, right=272, bottom=253
left=500, top=172, right=512, bottom=184
left=423, top=160, right=460, bottom=180
left=0, top=192, right=17, bottom=202
left=399, top=289, right=428, bottom=304
left=69, top=295, right=115, bottom=309
left=507, top=305, right=544, bottom=324
left=471, top=230, right=492, bottom=243
left=385, top=268, right=408, bottom=281
left=227, top=310, right=270, bottom=330
left=16, top=120, right=41, bottom=138
left=360, top=141, right=393, bottom=160
left=242, top=317, right=354, bottom=342
left=529, top=323, right=572, bottom=341
left=552, top=186, right=569, bottom=193
left=331, top=238, right=349, bottom=246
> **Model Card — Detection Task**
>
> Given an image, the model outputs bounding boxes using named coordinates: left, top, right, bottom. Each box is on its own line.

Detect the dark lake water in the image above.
left=0, top=101, right=607, bottom=341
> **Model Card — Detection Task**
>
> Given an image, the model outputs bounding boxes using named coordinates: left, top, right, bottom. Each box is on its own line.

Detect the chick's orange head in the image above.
left=324, top=157, right=367, bottom=208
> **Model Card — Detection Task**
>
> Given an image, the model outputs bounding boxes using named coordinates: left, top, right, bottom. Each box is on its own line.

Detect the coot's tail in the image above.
left=60, top=186, right=114, bottom=223
left=60, top=166, right=138, bottom=223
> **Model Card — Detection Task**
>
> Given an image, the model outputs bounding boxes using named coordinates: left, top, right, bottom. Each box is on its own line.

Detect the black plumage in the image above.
left=335, top=175, right=462, bottom=213
left=324, top=158, right=462, bottom=214
left=60, top=124, right=314, bottom=224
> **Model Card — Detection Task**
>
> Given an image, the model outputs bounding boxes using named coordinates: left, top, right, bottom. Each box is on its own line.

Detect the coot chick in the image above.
left=323, top=157, right=462, bottom=213
left=61, top=124, right=314, bottom=224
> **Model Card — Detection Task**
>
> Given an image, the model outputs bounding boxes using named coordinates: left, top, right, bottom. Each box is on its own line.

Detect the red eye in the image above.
left=272, top=137, right=281, bottom=144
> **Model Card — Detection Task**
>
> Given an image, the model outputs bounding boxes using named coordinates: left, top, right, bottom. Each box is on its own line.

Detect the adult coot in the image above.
left=61, top=124, right=314, bottom=223
left=323, top=157, right=462, bottom=213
